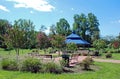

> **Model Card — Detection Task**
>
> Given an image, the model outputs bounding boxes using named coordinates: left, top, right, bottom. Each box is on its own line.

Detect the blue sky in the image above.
left=0, top=0, right=120, bottom=36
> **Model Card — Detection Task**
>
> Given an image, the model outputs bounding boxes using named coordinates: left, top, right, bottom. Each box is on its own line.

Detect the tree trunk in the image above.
left=15, top=48, right=19, bottom=62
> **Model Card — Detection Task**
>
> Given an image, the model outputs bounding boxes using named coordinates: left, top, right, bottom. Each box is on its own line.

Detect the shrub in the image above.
left=47, top=47, right=53, bottom=53
left=1, top=58, right=18, bottom=71
left=66, top=43, right=77, bottom=53
left=44, top=62, right=63, bottom=74
left=93, top=50, right=99, bottom=56
left=49, top=49, right=57, bottom=53
left=106, top=52, right=112, bottom=58
left=32, top=49, right=39, bottom=53
left=60, top=59, right=68, bottom=67
left=80, top=57, right=94, bottom=70
left=93, top=39, right=106, bottom=51
left=112, top=41, right=120, bottom=49
left=20, top=58, right=42, bottom=73
left=67, top=50, right=73, bottom=53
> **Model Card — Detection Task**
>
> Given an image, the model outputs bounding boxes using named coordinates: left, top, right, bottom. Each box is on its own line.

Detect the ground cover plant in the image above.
left=0, top=62, right=120, bottom=79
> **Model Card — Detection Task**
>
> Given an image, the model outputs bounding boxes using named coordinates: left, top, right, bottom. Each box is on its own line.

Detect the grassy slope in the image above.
left=0, top=62, right=120, bottom=79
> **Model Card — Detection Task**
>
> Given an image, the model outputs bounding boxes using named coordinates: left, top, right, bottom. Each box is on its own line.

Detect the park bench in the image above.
left=40, top=54, right=52, bottom=59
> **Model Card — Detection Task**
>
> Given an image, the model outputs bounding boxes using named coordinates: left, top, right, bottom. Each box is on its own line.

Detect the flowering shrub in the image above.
left=37, top=32, right=51, bottom=49
left=50, top=35, right=65, bottom=48
left=112, top=41, right=120, bottom=49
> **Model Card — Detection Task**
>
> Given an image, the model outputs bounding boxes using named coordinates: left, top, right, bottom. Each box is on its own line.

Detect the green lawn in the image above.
left=0, top=62, right=120, bottom=79
left=112, top=53, right=120, bottom=60
left=0, top=48, right=31, bottom=55
left=0, top=48, right=48, bottom=57
left=99, top=53, right=120, bottom=60
left=0, top=48, right=120, bottom=79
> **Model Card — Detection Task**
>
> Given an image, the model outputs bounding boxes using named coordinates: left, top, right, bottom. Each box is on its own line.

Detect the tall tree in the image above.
left=49, top=24, right=56, bottom=35
left=3, top=23, right=25, bottom=60
left=39, top=25, right=47, bottom=33
left=13, top=19, right=36, bottom=49
left=73, top=13, right=100, bottom=43
left=0, top=19, right=11, bottom=47
left=73, top=13, right=88, bottom=40
left=116, top=33, right=120, bottom=41
left=50, top=34, right=65, bottom=49
left=88, top=13, right=100, bottom=42
left=37, top=32, right=50, bottom=49
left=56, top=18, right=71, bottom=36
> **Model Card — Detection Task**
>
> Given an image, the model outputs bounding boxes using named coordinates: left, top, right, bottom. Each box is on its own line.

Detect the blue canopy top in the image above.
left=66, top=33, right=82, bottom=39
left=65, top=32, right=90, bottom=45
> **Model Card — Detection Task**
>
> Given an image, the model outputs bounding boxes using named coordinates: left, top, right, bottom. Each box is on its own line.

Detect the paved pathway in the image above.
left=54, top=56, right=120, bottom=67
left=93, top=58, right=120, bottom=64
left=69, top=56, right=120, bottom=66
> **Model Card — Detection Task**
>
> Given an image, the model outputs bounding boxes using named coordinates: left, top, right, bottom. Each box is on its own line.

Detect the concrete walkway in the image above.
left=93, top=58, right=120, bottom=64
left=76, top=56, right=120, bottom=64
left=69, top=56, right=120, bottom=66
left=54, top=56, right=120, bottom=67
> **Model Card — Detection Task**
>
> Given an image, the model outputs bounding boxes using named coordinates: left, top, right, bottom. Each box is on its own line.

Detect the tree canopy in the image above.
left=56, top=18, right=71, bottom=36
left=14, top=19, right=36, bottom=49
left=73, top=13, right=100, bottom=43
left=0, top=19, right=11, bottom=47
left=0, top=12, right=102, bottom=50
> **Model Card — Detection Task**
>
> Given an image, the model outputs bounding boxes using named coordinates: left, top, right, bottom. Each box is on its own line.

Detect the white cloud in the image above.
left=118, top=20, right=120, bottom=23
left=71, top=8, right=74, bottom=11
left=0, top=5, right=10, bottom=12
left=6, top=0, right=55, bottom=12
left=111, top=19, right=120, bottom=24
left=44, top=26, right=50, bottom=35
left=30, top=11, right=34, bottom=14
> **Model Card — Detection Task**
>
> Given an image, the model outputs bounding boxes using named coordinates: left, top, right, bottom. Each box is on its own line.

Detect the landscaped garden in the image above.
left=0, top=62, right=120, bottom=79
left=0, top=13, right=120, bottom=79
left=0, top=46, right=120, bottom=79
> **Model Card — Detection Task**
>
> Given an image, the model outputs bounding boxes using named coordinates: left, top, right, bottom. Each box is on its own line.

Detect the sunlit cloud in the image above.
left=118, top=20, right=120, bottom=23
left=30, top=11, right=34, bottom=14
left=111, top=19, right=120, bottom=24
left=0, top=5, right=10, bottom=12
left=44, top=26, right=50, bottom=35
left=71, top=8, right=74, bottom=11
left=6, top=0, right=55, bottom=12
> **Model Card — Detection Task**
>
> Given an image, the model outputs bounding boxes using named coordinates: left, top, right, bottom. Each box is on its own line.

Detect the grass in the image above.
left=0, top=48, right=31, bottom=56
left=89, top=48, right=120, bottom=60
left=0, top=48, right=120, bottom=79
left=0, top=48, right=49, bottom=57
left=112, top=53, right=120, bottom=60
left=0, top=48, right=60, bottom=59
left=98, top=53, right=120, bottom=60
left=0, top=62, right=120, bottom=79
